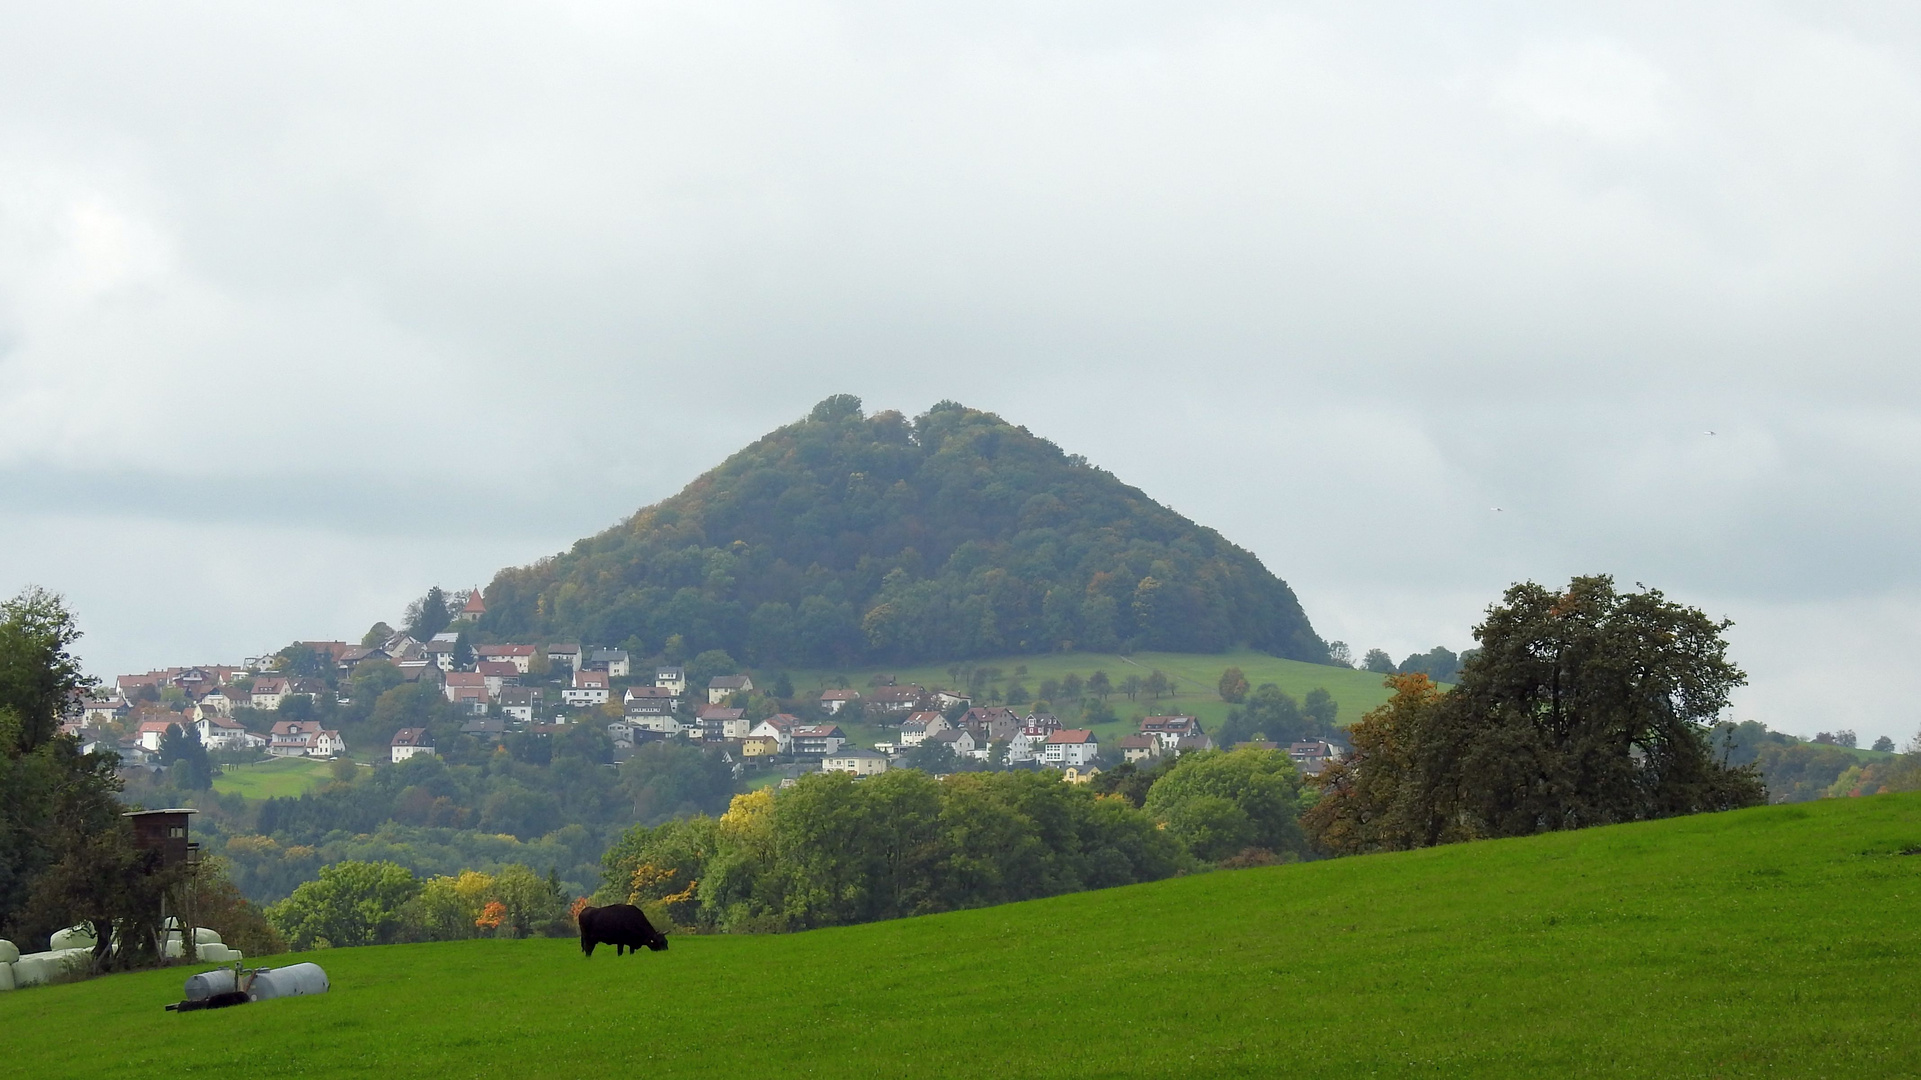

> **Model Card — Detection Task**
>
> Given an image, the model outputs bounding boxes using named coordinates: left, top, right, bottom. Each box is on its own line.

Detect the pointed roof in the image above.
left=461, top=588, right=487, bottom=616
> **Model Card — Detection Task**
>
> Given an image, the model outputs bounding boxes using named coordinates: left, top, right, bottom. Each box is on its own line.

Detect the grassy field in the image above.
left=210, top=756, right=336, bottom=800
left=8, top=793, right=1918, bottom=1077
left=786, top=648, right=1398, bottom=750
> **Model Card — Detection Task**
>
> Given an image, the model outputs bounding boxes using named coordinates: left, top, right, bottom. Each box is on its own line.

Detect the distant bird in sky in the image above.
left=1704, top=430, right=1716, bottom=436
left=1491, top=506, right=1503, bottom=512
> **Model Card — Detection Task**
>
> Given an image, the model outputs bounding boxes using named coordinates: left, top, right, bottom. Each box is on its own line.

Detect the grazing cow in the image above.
left=578, top=903, right=669, bottom=957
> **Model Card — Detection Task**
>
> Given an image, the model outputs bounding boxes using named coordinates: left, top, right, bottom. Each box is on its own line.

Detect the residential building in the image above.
left=420, top=641, right=459, bottom=672
left=933, top=689, right=970, bottom=710
left=790, top=725, right=847, bottom=756
left=748, top=715, right=799, bottom=753
left=698, top=706, right=749, bottom=741
left=822, top=747, right=890, bottom=776
left=1139, top=715, right=1203, bottom=752
left=1005, top=730, right=1044, bottom=764
left=1043, top=729, right=1099, bottom=767
left=1062, top=763, right=1102, bottom=785
left=818, top=688, right=860, bottom=714
left=1119, top=734, right=1160, bottom=764
left=476, top=644, right=537, bottom=673
left=498, top=686, right=544, bottom=724
left=928, top=727, right=977, bottom=759
left=194, top=714, right=254, bottom=751
left=476, top=660, right=520, bottom=695
left=654, top=666, right=687, bottom=696
left=868, top=685, right=924, bottom=713
left=586, top=648, right=631, bottom=678
left=461, top=716, right=509, bottom=741
left=625, top=688, right=679, bottom=733
left=443, top=671, right=487, bottom=703
left=81, top=697, right=128, bottom=725
left=269, top=720, right=345, bottom=758
left=564, top=668, right=610, bottom=707
left=546, top=644, right=581, bottom=672
left=195, top=691, right=234, bottom=718
left=708, top=674, right=753, bottom=704
left=1288, top=740, right=1343, bottom=776
left=390, top=727, right=435, bottom=762
left=1173, top=734, right=1215, bottom=756
left=741, top=734, right=783, bottom=758
left=250, top=677, right=292, bottom=711
left=134, top=719, right=178, bottom=752
left=960, top=707, right=1022, bottom=744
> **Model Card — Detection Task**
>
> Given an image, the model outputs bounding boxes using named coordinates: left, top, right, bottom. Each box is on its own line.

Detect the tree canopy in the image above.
left=1307, top=576, right=1764, bottom=853
left=479, top=399, right=1326, bottom=666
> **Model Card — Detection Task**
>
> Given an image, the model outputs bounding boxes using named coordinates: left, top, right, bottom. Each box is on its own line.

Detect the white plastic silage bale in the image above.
left=0, top=939, right=18, bottom=964
left=12, top=955, right=51, bottom=988
left=193, top=927, right=222, bottom=946
left=49, top=925, right=96, bottom=951
left=196, top=943, right=242, bottom=963
left=0, top=961, right=15, bottom=991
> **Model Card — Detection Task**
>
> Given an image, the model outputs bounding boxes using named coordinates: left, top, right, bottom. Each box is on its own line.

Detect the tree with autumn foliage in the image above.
left=1306, top=576, right=1763, bottom=853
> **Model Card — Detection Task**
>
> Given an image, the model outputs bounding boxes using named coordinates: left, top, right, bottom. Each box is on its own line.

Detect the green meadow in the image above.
left=8, top=793, right=1918, bottom=1077
left=210, top=756, right=336, bottom=800
left=787, top=647, right=1397, bottom=749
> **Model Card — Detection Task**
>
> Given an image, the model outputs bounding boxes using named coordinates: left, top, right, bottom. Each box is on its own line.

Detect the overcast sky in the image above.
left=3, top=2, right=1917, bottom=744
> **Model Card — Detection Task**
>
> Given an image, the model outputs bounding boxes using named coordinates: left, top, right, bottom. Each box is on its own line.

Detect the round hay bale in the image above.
left=49, top=925, right=96, bottom=951
left=0, top=962, right=15, bottom=991
left=0, top=939, right=18, bottom=964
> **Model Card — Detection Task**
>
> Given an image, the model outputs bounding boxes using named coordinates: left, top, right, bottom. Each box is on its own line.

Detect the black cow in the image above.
left=578, top=903, right=669, bottom=957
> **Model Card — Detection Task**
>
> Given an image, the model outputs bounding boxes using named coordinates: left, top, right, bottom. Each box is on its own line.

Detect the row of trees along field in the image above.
left=598, top=749, right=1308, bottom=934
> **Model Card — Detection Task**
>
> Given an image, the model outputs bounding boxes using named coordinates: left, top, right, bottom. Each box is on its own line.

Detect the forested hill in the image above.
left=479, top=397, right=1327, bottom=667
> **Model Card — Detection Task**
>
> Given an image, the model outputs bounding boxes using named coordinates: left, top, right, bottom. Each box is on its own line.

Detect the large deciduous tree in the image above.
left=1307, top=576, right=1763, bottom=853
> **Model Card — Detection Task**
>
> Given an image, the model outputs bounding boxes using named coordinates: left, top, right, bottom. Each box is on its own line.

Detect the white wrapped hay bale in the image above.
left=0, top=939, right=18, bottom=964
left=49, top=925, right=96, bottom=951
left=48, top=948, right=93, bottom=978
left=193, top=928, right=222, bottom=946
left=0, top=961, right=15, bottom=991
left=248, top=962, right=328, bottom=1000
left=12, top=955, right=52, bottom=988
left=196, top=943, right=243, bottom=963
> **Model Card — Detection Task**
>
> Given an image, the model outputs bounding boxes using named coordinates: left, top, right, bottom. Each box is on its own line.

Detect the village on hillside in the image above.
left=64, top=588, right=1346, bottom=785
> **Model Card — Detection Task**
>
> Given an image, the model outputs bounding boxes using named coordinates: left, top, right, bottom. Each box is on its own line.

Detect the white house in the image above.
left=564, top=669, right=610, bottom=707
left=747, top=715, right=797, bottom=753
left=1139, top=716, right=1202, bottom=753
left=1005, top=730, right=1045, bottom=765
left=708, top=674, right=753, bottom=705
left=818, top=688, right=860, bottom=714
left=791, top=724, right=846, bottom=756
left=498, top=686, right=543, bottom=724
left=390, top=727, right=435, bottom=763
left=195, top=691, right=234, bottom=718
left=269, top=720, right=345, bottom=758
left=1043, top=729, right=1099, bottom=767
left=134, top=720, right=177, bottom=752
left=586, top=648, right=631, bottom=678
left=476, top=644, right=537, bottom=673
left=546, top=644, right=581, bottom=671
left=476, top=661, right=519, bottom=695
left=250, top=677, right=291, bottom=711
left=654, top=666, right=686, bottom=696
left=443, top=672, right=487, bottom=704
left=933, top=689, right=970, bottom=710
left=194, top=714, right=252, bottom=751
left=421, top=641, right=459, bottom=672
left=822, top=747, right=890, bottom=776
left=928, top=727, right=977, bottom=759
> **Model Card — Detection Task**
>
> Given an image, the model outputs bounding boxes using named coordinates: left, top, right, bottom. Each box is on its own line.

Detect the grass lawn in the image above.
left=8, top=793, right=1919, bottom=1077
left=210, top=756, right=336, bottom=800
left=786, top=647, right=1400, bottom=750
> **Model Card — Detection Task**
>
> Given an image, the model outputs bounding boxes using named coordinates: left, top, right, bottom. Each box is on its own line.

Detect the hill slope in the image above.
left=9, top=795, right=1919, bottom=1077
left=480, top=397, right=1327, bottom=666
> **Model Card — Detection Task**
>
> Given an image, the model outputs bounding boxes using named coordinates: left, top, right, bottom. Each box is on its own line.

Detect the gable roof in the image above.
left=793, top=725, right=845, bottom=738
left=1046, top=729, right=1095, bottom=745
left=445, top=672, right=486, bottom=688
left=476, top=644, right=536, bottom=658
left=709, top=675, right=752, bottom=690
left=391, top=727, right=433, bottom=747
left=461, top=589, right=487, bottom=615
left=819, top=688, right=861, bottom=701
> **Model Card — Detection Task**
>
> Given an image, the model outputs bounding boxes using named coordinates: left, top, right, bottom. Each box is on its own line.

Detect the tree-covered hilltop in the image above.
left=481, top=397, right=1327, bottom=667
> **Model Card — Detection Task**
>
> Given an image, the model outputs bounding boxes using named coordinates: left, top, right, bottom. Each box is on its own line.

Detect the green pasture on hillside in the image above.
left=210, top=757, right=336, bottom=800
left=789, top=648, right=1399, bottom=749
left=8, top=793, right=1919, bottom=1077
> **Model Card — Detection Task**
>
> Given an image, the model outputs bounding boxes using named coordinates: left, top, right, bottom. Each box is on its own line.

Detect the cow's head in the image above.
left=647, top=928, right=669, bottom=952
